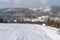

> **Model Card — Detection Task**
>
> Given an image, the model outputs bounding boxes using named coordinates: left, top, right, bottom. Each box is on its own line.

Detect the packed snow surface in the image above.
left=0, top=23, right=60, bottom=40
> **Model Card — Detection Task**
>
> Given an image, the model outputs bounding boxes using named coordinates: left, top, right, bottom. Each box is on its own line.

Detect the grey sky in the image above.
left=0, top=0, right=60, bottom=8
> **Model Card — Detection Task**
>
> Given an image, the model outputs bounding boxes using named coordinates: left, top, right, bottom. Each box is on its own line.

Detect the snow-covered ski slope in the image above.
left=0, top=23, right=60, bottom=40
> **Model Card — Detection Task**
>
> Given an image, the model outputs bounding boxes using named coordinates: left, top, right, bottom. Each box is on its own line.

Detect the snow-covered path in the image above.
left=0, top=23, right=60, bottom=40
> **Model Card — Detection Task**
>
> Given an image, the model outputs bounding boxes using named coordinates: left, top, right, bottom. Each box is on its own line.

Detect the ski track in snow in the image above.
left=0, top=23, right=60, bottom=40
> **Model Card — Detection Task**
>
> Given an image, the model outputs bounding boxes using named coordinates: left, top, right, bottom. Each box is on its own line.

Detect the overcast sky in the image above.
left=0, top=0, right=60, bottom=8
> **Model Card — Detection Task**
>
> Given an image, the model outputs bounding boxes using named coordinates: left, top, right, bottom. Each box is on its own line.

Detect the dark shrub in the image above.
left=0, top=19, right=3, bottom=23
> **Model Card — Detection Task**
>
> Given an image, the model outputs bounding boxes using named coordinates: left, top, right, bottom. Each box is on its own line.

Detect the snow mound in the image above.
left=0, top=23, right=60, bottom=40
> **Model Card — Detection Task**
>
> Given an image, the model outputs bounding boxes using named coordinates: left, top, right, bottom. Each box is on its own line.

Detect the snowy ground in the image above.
left=0, top=23, right=60, bottom=40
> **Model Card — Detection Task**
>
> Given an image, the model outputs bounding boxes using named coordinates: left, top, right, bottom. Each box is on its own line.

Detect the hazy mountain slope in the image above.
left=0, top=6, right=60, bottom=19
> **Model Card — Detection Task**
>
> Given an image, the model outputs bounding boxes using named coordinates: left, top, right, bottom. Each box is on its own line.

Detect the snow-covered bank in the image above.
left=0, top=23, right=60, bottom=40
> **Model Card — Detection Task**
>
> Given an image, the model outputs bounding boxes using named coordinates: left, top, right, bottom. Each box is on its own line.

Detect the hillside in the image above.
left=0, top=23, right=60, bottom=40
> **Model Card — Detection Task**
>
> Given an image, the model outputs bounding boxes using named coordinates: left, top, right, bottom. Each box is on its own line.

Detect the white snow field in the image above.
left=0, top=23, right=60, bottom=40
